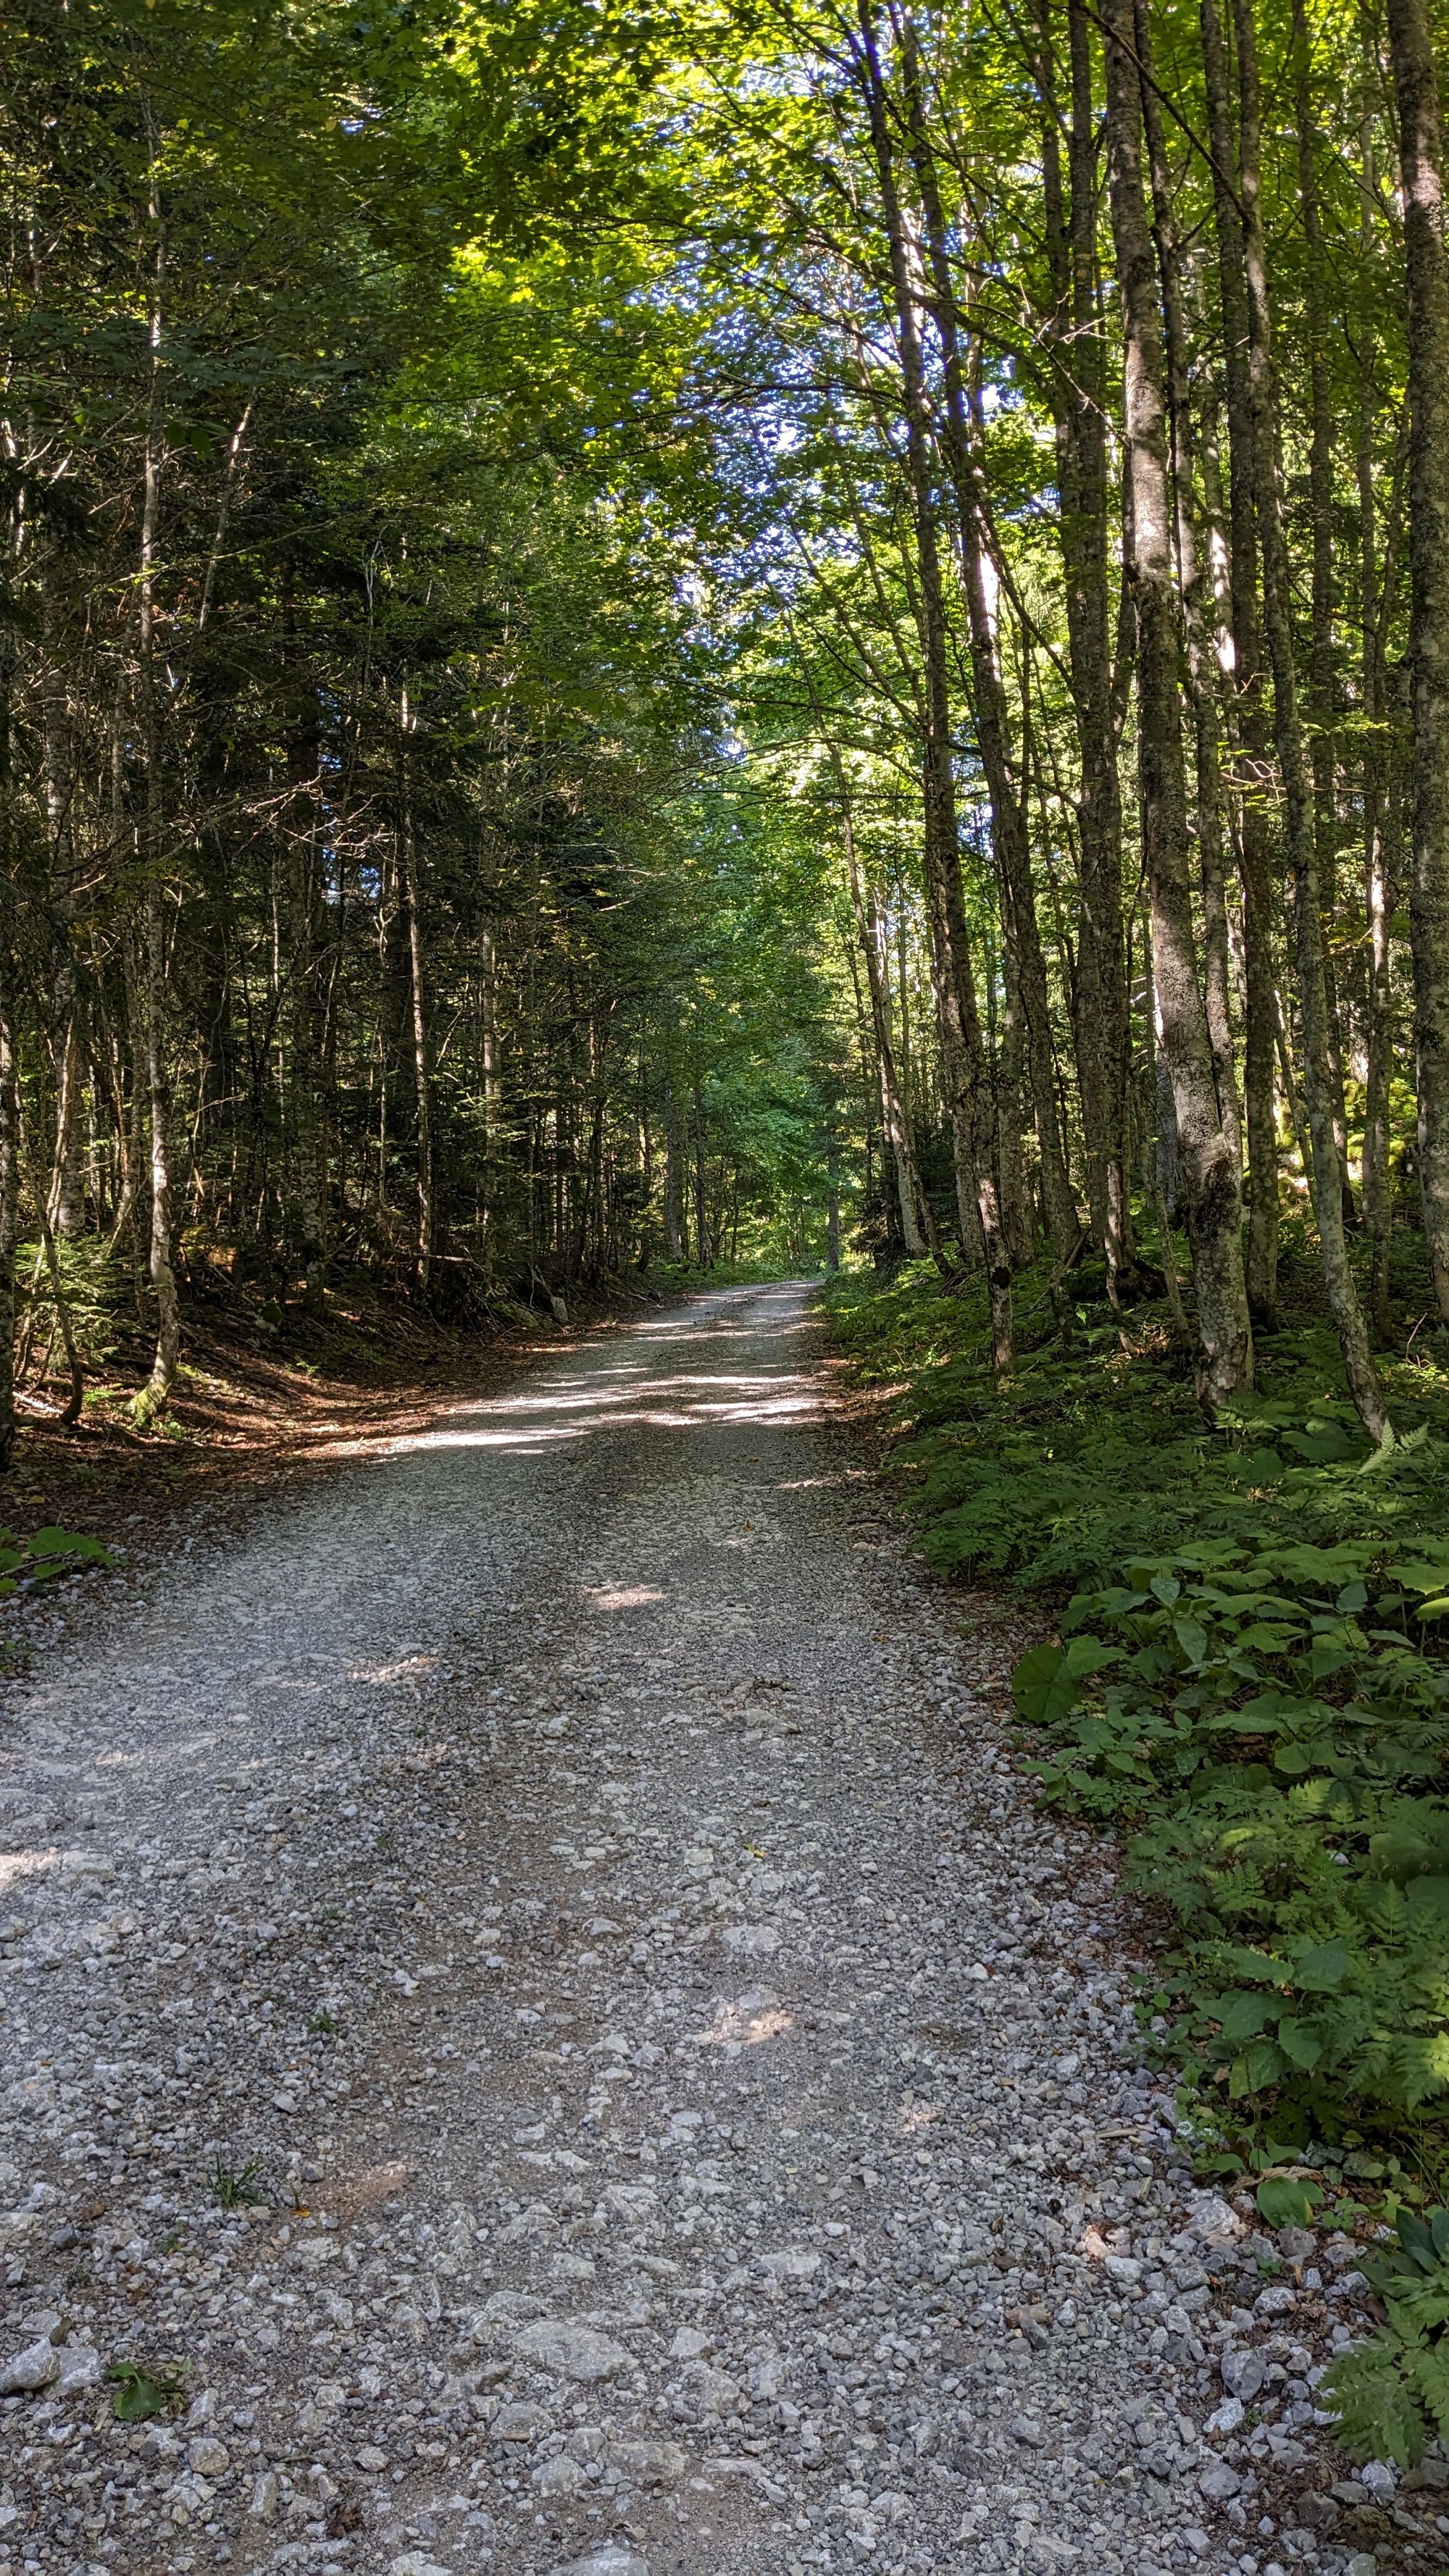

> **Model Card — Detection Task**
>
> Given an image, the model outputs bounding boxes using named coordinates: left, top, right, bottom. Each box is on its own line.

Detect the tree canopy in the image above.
left=2, top=0, right=1448, bottom=1443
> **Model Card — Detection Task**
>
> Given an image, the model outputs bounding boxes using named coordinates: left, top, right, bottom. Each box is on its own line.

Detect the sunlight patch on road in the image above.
left=688, top=1999, right=795, bottom=2052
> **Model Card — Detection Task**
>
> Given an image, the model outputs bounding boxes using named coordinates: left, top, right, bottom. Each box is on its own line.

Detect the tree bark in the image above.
left=1102, top=0, right=1253, bottom=1405
left=897, top=19, right=1080, bottom=1271
left=1037, top=0, right=1131, bottom=1284
left=855, top=0, right=1013, bottom=1363
left=1136, top=0, right=1241, bottom=1203
left=134, top=133, right=180, bottom=1423
left=1358, top=51, right=1395, bottom=1342
left=398, top=685, right=433, bottom=1298
left=1291, top=0, right=1356, bottom=1230
left=1385, top=0, right=1449, bottom=1325
left=1232, top=0, right=1387, bottom=1440
left=1200, top=0, right=1279, bottom=1325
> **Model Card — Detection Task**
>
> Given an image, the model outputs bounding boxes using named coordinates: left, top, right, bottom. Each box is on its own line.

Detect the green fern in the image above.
left=1323, top=2335, right=1429, bottom=2467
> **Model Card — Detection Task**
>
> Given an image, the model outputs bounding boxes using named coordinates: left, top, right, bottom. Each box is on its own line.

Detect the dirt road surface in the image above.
left=0, top=1286, right=1301, bottom=2576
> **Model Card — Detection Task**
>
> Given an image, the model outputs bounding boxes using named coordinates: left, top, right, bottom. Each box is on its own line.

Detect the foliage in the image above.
left=104, top=2357, right=188, bottom=2422
left=826, top=1258, right=1449, bottom=2166
left=1322, top=2208, right=1449, bottom=2465
left=206, top=2152, right=266, bottom=2209
left=0, top=1527, right=112, bottom=1595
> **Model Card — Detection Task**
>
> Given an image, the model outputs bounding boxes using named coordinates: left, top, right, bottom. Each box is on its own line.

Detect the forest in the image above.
left=8, top=0, right=1449, bottom=2495
left=3, top=0, right=1448, bottom=1444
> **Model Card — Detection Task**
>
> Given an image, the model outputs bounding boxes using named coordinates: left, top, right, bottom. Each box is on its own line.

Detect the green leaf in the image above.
left=1322, top=2336, right=1428, bottom=2465
left=1275, top=2017, right=1324, bottom=2071
left=1011, top=1637, right=1119, bottom=1727
left=1228, top=2038, right=1285, bottom=2097
left=105, top=2361, right=185, bottom=2422
left=1292, top=1939, right=1350, bottom=1993
left=1256, top=2174, right=1323, bottom=2228
left=1218, top=1991, right=1274, bottom=2041
left=1172, top=1613, right=1208, bottom=1664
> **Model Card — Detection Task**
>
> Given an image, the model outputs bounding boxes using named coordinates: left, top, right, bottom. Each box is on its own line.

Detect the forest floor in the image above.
left=0, top=1270, right=627, bottom=1567
left=0, top=1283, right=1406, bottom=2576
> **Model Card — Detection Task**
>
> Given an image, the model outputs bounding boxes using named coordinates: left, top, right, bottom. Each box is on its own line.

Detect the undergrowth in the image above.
left=826, top=1242, right=1449, bottom=2180
left=827, top=1237, right=1449, bottom=2458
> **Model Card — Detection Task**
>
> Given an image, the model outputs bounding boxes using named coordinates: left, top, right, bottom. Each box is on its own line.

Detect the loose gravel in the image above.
left=0, top=1284, right=1432, bottom=2576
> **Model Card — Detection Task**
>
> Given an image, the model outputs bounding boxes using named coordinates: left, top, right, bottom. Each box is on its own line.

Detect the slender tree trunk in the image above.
left=1232, top=0, right=1387, bottom=1439
left=898, top=24, right=1078, bottom=1269
left=135, top=138, right=180, bottom=1422
left=40, top=551, right=85, bottom=1243
left=693, top=1079, right=709, bottom=1268
left=995, top=877, right=1032, bottom=1270
left=0, top=869, right=14, bottom=1472
left=1292, top=0, right=1356, bottom=1229
left=1385, top=0, right=1449, bottom=1325
left=856, top=0, right=1012, bottom=1363
left=663, top=1072, right=683, bottom=1261
left=1102, top=0, right=1253, bottom=1405
left=1200, top=0, right=1279, bottom=1324
left=284, top=634, right=325, bottom=1299
left=1137, top=0, right=1242, bottom=1210
left=1037, top=0, right=1131, bottom=1284
left=1358, top=49, right=1395, bottom=1342
left=399, top=685, right=433, bottom=1297
left=0, top=474, right=18, bottom=1472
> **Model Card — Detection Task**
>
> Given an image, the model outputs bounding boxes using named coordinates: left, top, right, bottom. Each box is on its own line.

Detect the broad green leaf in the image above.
left=1275, top=2017, right=1324, bottom=2070
left=1293, top=1940, right=1350, bottom=1992
left=1256, top=2174, right=1322, bottom=2227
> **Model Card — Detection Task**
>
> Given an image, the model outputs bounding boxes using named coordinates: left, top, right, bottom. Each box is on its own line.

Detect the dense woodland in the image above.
left=14, top=0, right=1449, bottom=2462
left=1, top=0, right=1448, bottom=1457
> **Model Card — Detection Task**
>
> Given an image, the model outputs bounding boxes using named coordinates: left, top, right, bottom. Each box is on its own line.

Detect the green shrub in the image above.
left=1323, top=2207, right=1449, bottom=2464
left=824, top=1258, right=1449, bottom=2160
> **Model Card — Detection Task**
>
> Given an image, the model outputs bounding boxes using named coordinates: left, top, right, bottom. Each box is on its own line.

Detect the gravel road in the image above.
left=0, top=1285, right=1401, bottom=2576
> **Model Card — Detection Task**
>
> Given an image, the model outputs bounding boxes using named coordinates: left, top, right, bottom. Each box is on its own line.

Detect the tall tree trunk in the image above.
left=995, top=876, right=1032, bottom=1269
left=1232, top=0, right=1387, bottom=1439
left=855, top=0, right=1012, bottom=1361
left=39, top=551, right=85, bottom=1243
left=1136, top=0, right=1241, bottom=1204
left=398, top=685, right=433, bottom=1298
left=135, top=135, right=180, bottom=1423
left=0, top=472, right=19, bottom=1473
left=1200, top=0, right=1279, bottom=1324
left=1385, top=0, right=1449, bottom=1324
left=1037, top=0, right=1131, bottom=1284
left=1358, top=49, right=1394, bottom=1343
left=663, top=1072, right=683, bottom=1261
left=1102, top=0, right=1253, bottom=1405
left=0, top=863, right=14, bottom=1474
left=284, top=638, right=325, bottom=1299
left=693, top=1079, right=709, bottom=1268
left=1291, top=0, right=1356, bottom=1229
left=897, top=20, right=1079, bottom=1270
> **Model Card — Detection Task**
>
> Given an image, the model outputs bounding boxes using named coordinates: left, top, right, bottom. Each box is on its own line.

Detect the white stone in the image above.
left=1198, top=2461, right=1243, bottom=2504
left=719, top=1923, right=778, bottom=1957
left=1221, top=2347, right=1266, bottom=2401
left=553, top=2554, right=651, bottom=2576
left=607, top=2436, right=686, bottom=2486
left=0, top=2335, right=60, bottom=2395
left=535, top=2452, right=586, bottom=2497
left=509, top=2319, right=629, bottom=2382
